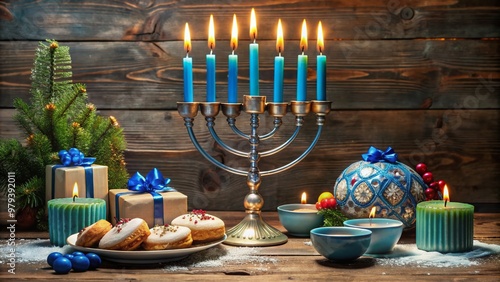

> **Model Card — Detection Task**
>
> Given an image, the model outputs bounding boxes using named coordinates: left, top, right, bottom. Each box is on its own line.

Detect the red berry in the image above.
left=351, top=177, right=357, bottom=186
left=315, top=202, right=322, bottom=210
left=422, top=172, right=434, bottom=184
left=425, top=188, right=436, bottom=199
left=429, top=181, right=439, bottom=191
left=438, top=180, right=446, bottom=191
left=416, top=163, right=427, bottom=175
left=320, top=199, right=329, bottom=209
left=326, top=197, right=337, bottom=209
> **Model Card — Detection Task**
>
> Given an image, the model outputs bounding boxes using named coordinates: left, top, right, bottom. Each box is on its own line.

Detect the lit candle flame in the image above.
left=369, top=206, right=377, bottom=218
left=230, top=14, right=238, bottom=52
left=317, top=21, right=324, bottom=54
left=276, top=19, right=284, bottom=55
left=72, top=182, right=79, bottom=202
left=184, top=23, right=191, bottom=55
left=208, top=14, right=215, bottom=52
left=300, top=19, right=308, bottom=54
left=369, top=206, right=376, bottom=226
left=301, top=192, right=307, bottom=204
left=250, top=8, right=257, bottom=42
left=443, top=184, right=450, bottom=207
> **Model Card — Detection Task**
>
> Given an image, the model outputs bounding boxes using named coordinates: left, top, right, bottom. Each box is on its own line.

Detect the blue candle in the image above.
left=228, top=14, right=238, bottom=103
left=316, top=21, right=326, bottom=101
left=274, top=19, right=284, bottom=103
left=206, top=15, right=216, bottom=102
left=183, top=23, right=194, bottom=102
left=296, top=19, right=308, bottom=101
left=249, top=8, right=259, bottom=96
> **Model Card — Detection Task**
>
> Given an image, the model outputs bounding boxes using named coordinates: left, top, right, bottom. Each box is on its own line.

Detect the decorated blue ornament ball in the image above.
left=53, top=257, right=72, bottom=274
left=333, top=147, right=426, bottom=229
left=47, top=252, right=63, bottom=267
left=86, top=253, right=102, bottom=269
left=71, top=255, right=90, bottom=272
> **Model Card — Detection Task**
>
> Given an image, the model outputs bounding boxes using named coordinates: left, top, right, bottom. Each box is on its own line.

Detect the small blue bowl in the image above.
left=277, top=204, right=323, bottom=237
left=310, top=227, right=372, bottom=261
left=343, top=218, right=403, bottom=254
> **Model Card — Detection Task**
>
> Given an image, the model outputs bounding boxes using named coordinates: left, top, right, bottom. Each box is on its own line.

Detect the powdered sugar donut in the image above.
left=98, top=218, right=150, bottom=251
left=142, top=225, right=193, bottom=250
left=76, top=219, right=112, bottom=247
left=171, top=210, right=225, bottom=243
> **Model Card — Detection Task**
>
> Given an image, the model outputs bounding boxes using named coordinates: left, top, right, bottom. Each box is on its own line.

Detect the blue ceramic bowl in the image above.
left=277, top=204, right=323, bottom=237
left=343, top=218, right=403, bottom=254
left=310, top=227, right=372, bottom=261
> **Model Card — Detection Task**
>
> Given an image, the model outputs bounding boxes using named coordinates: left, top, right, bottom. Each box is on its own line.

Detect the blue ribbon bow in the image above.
left=51, top=148, right=96, bottom=199
left=362, top=146, right=398, bottom=163
left=116, top=168, right=177, bottom=225
left=58, top=148, right=96, bottom=166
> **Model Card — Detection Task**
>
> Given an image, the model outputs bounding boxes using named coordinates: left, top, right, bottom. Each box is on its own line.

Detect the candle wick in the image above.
left=232, top=49, right=235, bottom=55
left=279, top=52, right=281, bottom=57
left=73, top=195, right=77, bottom=203
left=445, top=200, right=448, bottom=207
left=210, top=49, right=213, bottom=55
left=185, top=52, right=189, bottom=58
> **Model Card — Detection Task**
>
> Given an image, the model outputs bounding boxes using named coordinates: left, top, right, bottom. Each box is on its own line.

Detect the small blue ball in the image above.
left=47, top=252, right=63, bottom=267
left=72, top=255, right=90, bottom=272
left=63, top=254, right=74, bottom=261
left=53, top=257, right=72, bottom=274
left=72, top=251, right=85, bottom=257
left=85, top=253, right=102, bottom=269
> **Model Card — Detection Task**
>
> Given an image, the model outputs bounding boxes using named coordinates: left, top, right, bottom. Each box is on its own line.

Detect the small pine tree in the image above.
left=0, top=40, right=129, bottom=229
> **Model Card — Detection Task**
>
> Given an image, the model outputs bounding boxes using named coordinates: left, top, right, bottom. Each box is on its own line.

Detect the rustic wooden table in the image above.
left=1, top=212, right=499, bottom=281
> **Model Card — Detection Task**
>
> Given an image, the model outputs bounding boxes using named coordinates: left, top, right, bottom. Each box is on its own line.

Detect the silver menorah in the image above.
left=177, top=95, right=331, bottom=246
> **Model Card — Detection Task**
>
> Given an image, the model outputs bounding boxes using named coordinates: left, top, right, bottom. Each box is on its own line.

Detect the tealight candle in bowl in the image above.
left=416, top=185, right=474, bottom=253
left=343, top=207, right=403, bottom=254
left=277, top=192, right=323, bottom=237
left=48, top=183, right=106, bottom=247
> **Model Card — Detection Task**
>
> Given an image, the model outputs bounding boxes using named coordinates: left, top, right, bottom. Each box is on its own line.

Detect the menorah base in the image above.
left=223, top=212, right=288, bottom=246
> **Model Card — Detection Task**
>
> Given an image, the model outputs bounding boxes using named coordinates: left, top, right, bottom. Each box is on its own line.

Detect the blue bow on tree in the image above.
left=362, top=146, right=398, bottom=163
left=58, top=148, right=95, bottom=166
left=127, top=168, right=175, bottom=193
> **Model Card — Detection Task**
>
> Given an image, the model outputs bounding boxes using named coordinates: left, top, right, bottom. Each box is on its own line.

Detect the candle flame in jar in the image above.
left=317, top=21, right=324, bottom=54
left=301, top=192, right=307, bottom=204
left=300, top=19, right=308, bottom=53
left=184, top=23, right=191, bottom=55
left=208, top=15, right=215, bottom=51
left=276, top=19, right=284, bottom=54
left=443, top=185, right=450, bottom=207
left=250, top=8, right=257, bottom=42
left=230, top=14, right=238, bottom=51
left=72, top=182, right=79, bottom=202
left=369, top=206, right=377, bottom=218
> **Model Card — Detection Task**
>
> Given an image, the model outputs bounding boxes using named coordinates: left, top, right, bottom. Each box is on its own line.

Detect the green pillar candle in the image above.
left=48, top=197, right=106, bottom=247
left=416, top=200, right=474, bottom=253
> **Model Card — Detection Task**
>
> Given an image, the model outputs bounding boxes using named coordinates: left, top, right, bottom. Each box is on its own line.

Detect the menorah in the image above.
left=177, top=95, right=331, bottom=246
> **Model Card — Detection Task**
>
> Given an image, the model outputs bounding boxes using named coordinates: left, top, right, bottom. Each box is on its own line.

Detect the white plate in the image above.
left=67, top=233, right=226, bottom=264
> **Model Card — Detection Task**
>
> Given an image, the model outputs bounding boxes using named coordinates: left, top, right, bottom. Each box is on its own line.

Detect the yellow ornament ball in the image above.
left=317, top=192, right=334, bottom=203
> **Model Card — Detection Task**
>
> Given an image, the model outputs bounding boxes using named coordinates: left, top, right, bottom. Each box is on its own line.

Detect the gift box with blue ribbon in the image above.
left=45, top=148, right=108, bottom=207
left=109, top=168, right=187, bottom=227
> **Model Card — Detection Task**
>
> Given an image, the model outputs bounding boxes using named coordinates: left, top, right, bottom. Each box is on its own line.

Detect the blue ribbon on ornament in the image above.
left=362, top=146, right=398, bottom=163
left=115, top=168, right=177, bottom=225
left=51, top=148, right=96, bottom=199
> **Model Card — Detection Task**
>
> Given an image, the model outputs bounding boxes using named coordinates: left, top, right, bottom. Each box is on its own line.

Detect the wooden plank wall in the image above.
left=0, top=0, right=499, bottom=213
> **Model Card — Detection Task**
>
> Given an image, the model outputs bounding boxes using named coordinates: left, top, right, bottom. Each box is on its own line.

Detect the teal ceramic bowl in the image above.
left=343, top=218, right=403, bottom=254
left=277, top=204, right=323, bottom=237
left=310, top=227, right=372, bottom=261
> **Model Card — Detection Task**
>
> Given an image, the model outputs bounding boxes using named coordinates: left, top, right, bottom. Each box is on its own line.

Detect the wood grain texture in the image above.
left=2, top=108, right=498, bottom=209
left=0, top=40, right=498, bottom=109
left=1, top=0, right=499, bottom=41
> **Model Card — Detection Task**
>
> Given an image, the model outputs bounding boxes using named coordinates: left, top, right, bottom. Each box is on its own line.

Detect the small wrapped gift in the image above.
left=109, top=168, right=187, bottom=227
left=45, top=148, right=108, bottom=205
